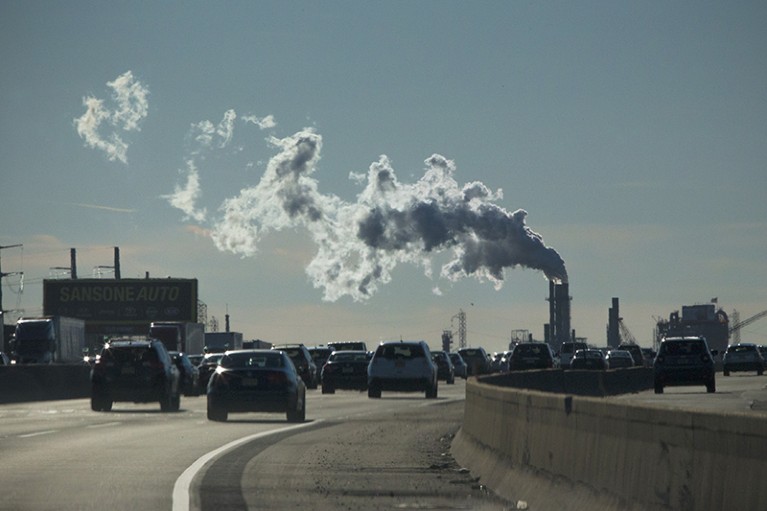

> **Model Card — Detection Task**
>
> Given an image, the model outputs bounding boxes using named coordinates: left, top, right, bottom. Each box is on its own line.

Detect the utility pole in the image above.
left=0, top=244, right=23, bottom=325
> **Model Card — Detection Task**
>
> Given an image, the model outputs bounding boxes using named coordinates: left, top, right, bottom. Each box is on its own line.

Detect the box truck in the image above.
left=12, top=316, right=87, bottom=364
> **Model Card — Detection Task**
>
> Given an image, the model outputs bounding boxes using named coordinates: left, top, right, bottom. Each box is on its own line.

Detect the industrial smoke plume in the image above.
left=174, top=123, right=568, bottom=302
left=74, top=73, right=566, bottom=300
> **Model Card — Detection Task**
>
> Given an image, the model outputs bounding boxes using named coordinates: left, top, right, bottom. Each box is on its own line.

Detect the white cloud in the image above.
left=189, top=109, right=237, bottom=150
left=162, top=160, right=207, bottom=222
left=243, top=114, right=277, bottom=130
left=74, top=71, right=149, bottom=164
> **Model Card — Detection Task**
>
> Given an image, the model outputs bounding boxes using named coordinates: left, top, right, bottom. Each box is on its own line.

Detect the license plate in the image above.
left=121, top=366, right=135, bottom=375
left=342, top=367, right=354, bottom=373
left=241, top=377, right=258, bottom=387
left=395, top=361, right=405, bottom=368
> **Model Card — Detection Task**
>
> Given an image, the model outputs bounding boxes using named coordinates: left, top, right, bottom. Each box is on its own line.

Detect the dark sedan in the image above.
left=431, top=350, right=455, bottom=384
left=206, top=349, right=306, bottom=422
left=321, top=350, right=370, bottom=394
left=569, top=349, right=607, bottom=370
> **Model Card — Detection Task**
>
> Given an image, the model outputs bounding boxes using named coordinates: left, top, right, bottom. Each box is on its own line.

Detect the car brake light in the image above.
left=266, top=371, right=287, bottom=385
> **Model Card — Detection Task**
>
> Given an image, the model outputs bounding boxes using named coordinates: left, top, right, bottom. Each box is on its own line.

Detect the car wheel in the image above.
left=207, top=403, right=227, bottom=422
left=758, top=368, right=764, bottom=376
left=723, top=368, right=730, bottom=376
left=368, top=384, right=381, bottom=398
left=160, top=387, right=173, bottom=412
left=447, top=376, right=455, bottom=385
left=654, top=382, right=664, bottom=394
left=91, top=395, right=107, bottom=412
left=171, top=393, right=181, bottom=412
left=426, top=383, right=438, bottom=399
left=287, top=392, right=306, bottom=422
left=91, top=385, right=110, bottom=411
left=321, top=384, right=335, bottom=394
left=706, top=379, right=716, bottom=393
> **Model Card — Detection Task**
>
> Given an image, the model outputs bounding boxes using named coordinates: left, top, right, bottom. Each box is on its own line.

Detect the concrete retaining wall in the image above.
left=452, top=377, right=767, bottom=511
left=0, top=365, right=90, bottom=404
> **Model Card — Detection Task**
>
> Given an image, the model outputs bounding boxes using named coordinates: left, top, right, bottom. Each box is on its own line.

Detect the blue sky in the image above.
left=2, top=1, right=766, bottom=352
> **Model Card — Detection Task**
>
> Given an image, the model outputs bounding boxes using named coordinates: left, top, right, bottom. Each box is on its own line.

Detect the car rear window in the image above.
left=221, top=352, right=283, bottom=368
left=331, top=352, right=368, bottom=362
left=459, top=349, right=483, bottom=359
left=661, top=341, right=704, bottom=355
left=102, top=347, right=154, bottom=364
left=378, top=344, right=425, bottom=359
left=727, top=345, right=756, bottom=353
left=514, top=345, right=546, bottom=356
left=561, top=343, right=588, bottom=354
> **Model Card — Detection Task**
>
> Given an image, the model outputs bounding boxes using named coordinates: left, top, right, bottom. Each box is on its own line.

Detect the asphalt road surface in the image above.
left=0, top=379, right=509, bottom=511
left=3, top=373, right=765, bottom=511
left=611, top=371, right=767, bottom=414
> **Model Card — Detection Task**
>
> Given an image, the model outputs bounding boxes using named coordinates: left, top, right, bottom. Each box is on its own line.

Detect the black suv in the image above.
left=457, top=347, right=490, bottom=376
left=653, top=336, right=717, bottom=394
left=507, top=342, right=555, bottom=371
left=272, top=344, right=318, bottom=389
left=90, top=338, right=181, bottom=412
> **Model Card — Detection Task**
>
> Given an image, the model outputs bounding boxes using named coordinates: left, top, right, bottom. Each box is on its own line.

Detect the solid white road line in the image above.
left=172, top=420, right=322, bottom=511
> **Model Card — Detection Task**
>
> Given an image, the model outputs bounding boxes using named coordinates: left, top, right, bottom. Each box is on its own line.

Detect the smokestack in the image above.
left=70, top=248, right=77, bottom=279
left=555, top=283, right=571, bottom=346
left=608, top=297, right=620, bottom=347
left=114, top=247, right=121, bottom=279
left=548, top=281, right=556, bottom=343
left=225, top=313, right=230, bottom=333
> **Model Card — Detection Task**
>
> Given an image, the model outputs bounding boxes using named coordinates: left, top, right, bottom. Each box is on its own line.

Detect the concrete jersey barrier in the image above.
left=452, top=377, right=767, bottom=511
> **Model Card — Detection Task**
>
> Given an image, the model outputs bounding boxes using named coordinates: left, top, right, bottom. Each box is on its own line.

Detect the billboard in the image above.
left=43, top=278, right=198, bottom=326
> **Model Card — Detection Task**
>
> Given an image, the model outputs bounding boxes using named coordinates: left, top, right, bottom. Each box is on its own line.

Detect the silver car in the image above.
left=367, top=341, right=438, bottom=399
left=723, top=343, right=764, bottom=376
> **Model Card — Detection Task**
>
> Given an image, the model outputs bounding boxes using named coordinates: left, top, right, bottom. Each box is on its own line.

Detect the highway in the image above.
left=0, top=380, right=508, bottom=511
left=611, top=372, right=767, bottom=414
left=2, top=373, right=765, bottom=511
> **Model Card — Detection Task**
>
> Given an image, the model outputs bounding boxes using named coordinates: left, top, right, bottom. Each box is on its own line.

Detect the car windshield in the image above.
left=661, top=341, right=704, bottom=355
left=220, top=352, right=283, bottom=369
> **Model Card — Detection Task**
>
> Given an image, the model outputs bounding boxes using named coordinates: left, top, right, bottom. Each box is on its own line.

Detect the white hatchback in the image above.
left=367, top=341, right=438, bottom=399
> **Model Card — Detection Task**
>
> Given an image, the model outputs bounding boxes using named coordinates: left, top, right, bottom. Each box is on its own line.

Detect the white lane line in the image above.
left=172, top=420, right=322, bottom=511
left=18, top=430, right=57, bottom=438
left=86, top=422, right=122, bottom=429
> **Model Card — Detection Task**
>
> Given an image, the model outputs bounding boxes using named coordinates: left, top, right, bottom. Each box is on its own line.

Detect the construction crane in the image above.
left=618, top=318, right=638, bottom=345
left=729, top=309, right=767, bottom=344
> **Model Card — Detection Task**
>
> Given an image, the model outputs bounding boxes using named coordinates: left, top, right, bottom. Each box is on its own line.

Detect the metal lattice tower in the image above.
left=456, top=309, right=467, bottom=349
left=197, top=300, right=208, bottom=330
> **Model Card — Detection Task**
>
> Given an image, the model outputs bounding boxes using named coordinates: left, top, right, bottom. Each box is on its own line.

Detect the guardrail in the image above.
left=0, top=365, right=90, bottom=404
left=452, top=371, right=767, bottom=511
